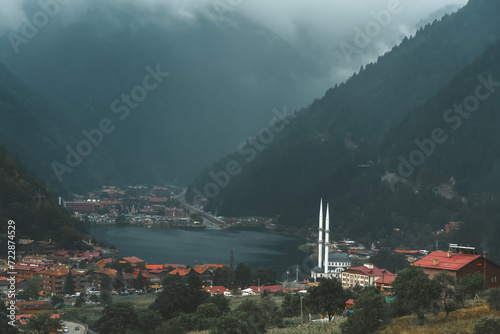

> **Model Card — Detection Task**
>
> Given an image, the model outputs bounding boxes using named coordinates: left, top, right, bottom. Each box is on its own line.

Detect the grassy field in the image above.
left=269, top=316, right=344, bottom=334
left=59, top=293, right=157, bottom=324
left=379, top=300, right=500, bottom=334
left=229, top=294, right=283, bottom=310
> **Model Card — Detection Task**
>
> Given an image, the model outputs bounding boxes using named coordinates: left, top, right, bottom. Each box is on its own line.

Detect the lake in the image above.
left=90, top=225, right=309, bottom=280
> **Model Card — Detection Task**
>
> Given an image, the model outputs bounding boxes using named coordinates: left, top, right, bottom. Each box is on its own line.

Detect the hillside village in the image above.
left=3, top=223, right=500, bottom=333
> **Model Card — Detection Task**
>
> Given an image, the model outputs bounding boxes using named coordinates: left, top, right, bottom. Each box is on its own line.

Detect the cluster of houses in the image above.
left=0, top=237, right=240, bottom=323
left=64, top=185, right=187, bottom=225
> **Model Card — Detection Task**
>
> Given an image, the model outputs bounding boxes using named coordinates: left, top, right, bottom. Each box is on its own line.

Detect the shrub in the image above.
left=487, top=288, right=500, bottom=310
left=472, top=316, right=500, bottom=334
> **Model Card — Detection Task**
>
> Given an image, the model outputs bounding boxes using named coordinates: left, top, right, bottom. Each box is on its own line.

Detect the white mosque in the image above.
left=311, top=199, right=351, bottom=281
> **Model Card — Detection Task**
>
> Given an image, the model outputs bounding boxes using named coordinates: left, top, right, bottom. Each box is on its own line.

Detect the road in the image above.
left=63, top=321, right=87, bottom=334
left=175, top=191, right=222, bottom=230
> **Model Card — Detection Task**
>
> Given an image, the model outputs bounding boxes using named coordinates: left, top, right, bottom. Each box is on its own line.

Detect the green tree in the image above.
left=370, top=250, right=410, bottom=273
left=487, top=288, right=500, bottom=311
left=186, top=269, right=203, bottom=291
left=149, top=275, right=208, bottom=319
left=75, top=294, right=85, bottom=308
left=253, top=266, right=277, bottom=285
left=135, top=271, right=146, bottom=290
left=211, top=310, right=263, bottom=334
left=341, top=286, right=387, bottom=334
left=153, top=317, right=187, bottom=334
left=191, top=303, right=221, bottom=331
left=100, top=275, right=113, bottom=305
left=210, top=294, right=231, bottom=314
left=138, top=309, right=163, bottom=334
left=472, top=316, right=500, bottom=334
left=25, top=311, right=63, bottom=334
left=64, top=270, right=75, bottom=295
left=213, top=265, right=232, bottom=288
left=18, top=277, right=41, bottom=301
left=392, top=266, right=441, bottom=323
left=460, top=273, right=486, bottom=298
left=95, top=302, right=139, bottom=334
left=306, top=278, right=348, bottom=320
left=234, top=263, right=253, bottom=289
left=114, top=271, right=125, bottom=291
left=236, top=300, right=267, bottom=333
left=282, top=293, right=302, bottom=317
left=433, top=271, right=464, bottom=319
left=101, top=275, right=113, bottom=291
left=50, top=295, right=65, bottom=307
left=259, top=296, right=283, bottom=328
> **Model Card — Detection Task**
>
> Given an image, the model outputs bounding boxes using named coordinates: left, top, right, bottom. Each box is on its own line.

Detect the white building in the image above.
left=311, top=199, right=351, bottom=280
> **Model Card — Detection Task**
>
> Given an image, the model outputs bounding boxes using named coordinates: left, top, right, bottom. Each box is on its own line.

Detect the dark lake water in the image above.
left=90, top=226, right=307, bottom=280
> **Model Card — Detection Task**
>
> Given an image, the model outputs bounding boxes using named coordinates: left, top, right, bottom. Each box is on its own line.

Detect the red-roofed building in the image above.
left=14, top=262, right=50, bottom=280
left=146, top=264, right=164, bottom=271
left=16, top=313, right=59, bottom=325
left=15, top=301, right=54, bottom=316
left=341, top=264, right=393, bottom=289
left=37, top=267, right=90, bottom=293
left=93, top=268, right=118, bottom=284
left=168, top=268, right=192, bottom=276
left=413, top=245, right=500, bottom=287
left=374, top=274, right=397, bottom=293
left=122, top=256, right=145, bottom=266
left=345, top=299, right=354, bottom=312
left=205, top=285, right=231, bottom=295
left=247, top=285, right=286, bottom=294
left=164, top=264, right=188, bottom=270
left=97, top=258, right=114, bottom=267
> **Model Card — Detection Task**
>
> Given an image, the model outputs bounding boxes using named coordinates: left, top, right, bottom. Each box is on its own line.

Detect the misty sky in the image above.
left=1, top=0, right=467, bottom=84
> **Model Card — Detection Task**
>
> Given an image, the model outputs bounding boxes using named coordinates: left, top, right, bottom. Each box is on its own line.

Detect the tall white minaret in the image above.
left=318, top=199, right=323, bottom=269
left=324, top=203, right=330, bottom=273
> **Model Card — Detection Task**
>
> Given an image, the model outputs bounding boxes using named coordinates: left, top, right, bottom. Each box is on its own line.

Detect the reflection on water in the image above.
left=91, top=226, right=306, bottom=278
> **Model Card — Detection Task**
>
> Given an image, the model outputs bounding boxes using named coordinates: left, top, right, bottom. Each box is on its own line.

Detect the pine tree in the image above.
left=64, top=270, right=76, bottom=295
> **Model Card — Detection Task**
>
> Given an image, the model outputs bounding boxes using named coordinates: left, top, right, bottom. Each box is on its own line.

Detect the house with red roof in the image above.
left=413, top=244, right=500, bottom=288
left=96, top=258, right=114, bottom=267
left=168, top=268, right=192, bottom=276
left=247, top=285, right=287, bottom=294
left=205, top=285, right=231, bottom=295
left=15, top=301, right=52, bottom=315
left=122, top=256, right=145, bottom=266
left=146, top=264, right=164, bottom=271
left=374, top=273, right=397, bottom=293
left=341, top=264, right=393, bottom=289
left=164, top=264, right=188, bottom=270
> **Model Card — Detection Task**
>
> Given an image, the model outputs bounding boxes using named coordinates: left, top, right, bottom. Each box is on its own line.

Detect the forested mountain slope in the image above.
left=187, top=0, right=500, bottom=258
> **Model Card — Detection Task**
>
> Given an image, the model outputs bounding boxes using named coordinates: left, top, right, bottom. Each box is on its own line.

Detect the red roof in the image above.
left=123, top=256, right=144, bottom=264
left=97, top=258, right=113, bottom=267
left=168, top=268, right=191, bottom=276
left=344, top=265, right=393, bottom=277
left=205, top=285, right=230, bottom=294
left=248, top=285, right=286, bottom=293
left=374, top=274, right=397, bottom=285
left=345, top=299, right=354, bottom=306
left=414, top=251, right=481, bottom=271
left=146, top=264, right=164, bottom=270
left=16, top=313, right=59, bottom=325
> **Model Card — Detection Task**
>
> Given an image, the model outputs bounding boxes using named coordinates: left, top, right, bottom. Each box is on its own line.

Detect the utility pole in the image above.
left=300, top=294, right=303, bottom=323
left=296, top=265, right=299, bottom=283
left=230, top=250, right=234, bottom=271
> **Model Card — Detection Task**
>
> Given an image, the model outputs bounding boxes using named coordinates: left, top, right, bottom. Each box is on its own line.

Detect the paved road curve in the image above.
left=63, top=321, right=87, bottom=334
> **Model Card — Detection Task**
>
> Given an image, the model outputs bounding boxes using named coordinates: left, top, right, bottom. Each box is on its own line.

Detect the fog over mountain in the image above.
left=0, top=0, right=466, bottom=190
